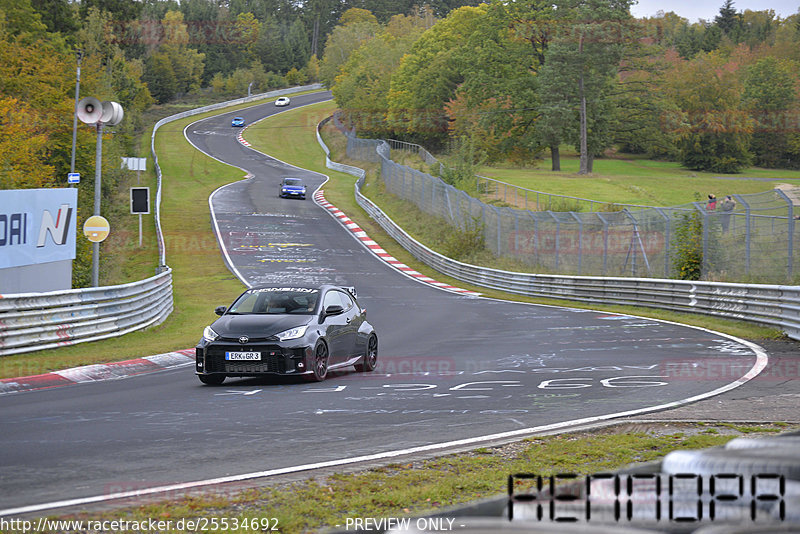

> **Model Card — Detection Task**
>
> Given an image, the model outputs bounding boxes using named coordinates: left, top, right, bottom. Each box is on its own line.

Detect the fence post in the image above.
left=775, top=188, right=794, bottom=279
left=596, top=212, right=609, bottom=276
left=655, top=207, right=670, bottom=278
left=693, top=202, right=710, bottom=278
left=548, top=211, right=560, bottom=270
left=733, top=194, right=750, bottom=276
left=570, top=212, right=583, bottom=275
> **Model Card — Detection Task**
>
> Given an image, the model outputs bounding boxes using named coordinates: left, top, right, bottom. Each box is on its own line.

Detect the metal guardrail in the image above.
left=0, top=86, right=322, bottom=357
left=317, top=117, right=800, bottom=342
left=0, top=269, right=173, bottom=356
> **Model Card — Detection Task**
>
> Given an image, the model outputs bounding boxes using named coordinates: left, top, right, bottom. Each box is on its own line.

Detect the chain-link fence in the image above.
left=333, top=115, right=798, bottom=283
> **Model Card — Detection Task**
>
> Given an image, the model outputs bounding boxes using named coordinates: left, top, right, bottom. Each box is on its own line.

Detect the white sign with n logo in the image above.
left=0, top=188, right=77, bottom=269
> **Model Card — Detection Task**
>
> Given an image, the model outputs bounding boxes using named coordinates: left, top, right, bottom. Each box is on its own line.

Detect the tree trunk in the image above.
left=587, top=152, right=594, bottom=173
left=312, top=16, right=320, bottom=58
left=578, top=34, right=589, bottom=175
left=551, top=145, right=561, bottom=171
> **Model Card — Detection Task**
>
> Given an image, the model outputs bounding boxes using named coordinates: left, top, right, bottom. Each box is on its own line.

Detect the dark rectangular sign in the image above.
left=130, top=187, right=150, bottom=214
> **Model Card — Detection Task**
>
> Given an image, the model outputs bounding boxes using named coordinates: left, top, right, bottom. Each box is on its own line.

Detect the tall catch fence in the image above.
left=333, top=114, right=798, bottom=284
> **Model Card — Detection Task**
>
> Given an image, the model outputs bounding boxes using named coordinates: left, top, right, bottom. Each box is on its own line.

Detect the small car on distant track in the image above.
left=274, top=96, right=291, bottom=107
left=231, top=116, right=245, bottom=127
left=195, top=285, right=378, bottom=385
left=279, top=176, right=307, bottom=199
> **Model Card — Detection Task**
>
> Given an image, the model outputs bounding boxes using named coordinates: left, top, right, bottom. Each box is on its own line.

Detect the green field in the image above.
left=476, top=151, right=800, bottom=207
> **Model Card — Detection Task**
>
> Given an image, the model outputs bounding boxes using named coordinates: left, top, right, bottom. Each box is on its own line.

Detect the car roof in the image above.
left=245, top=284, right=353, bottom=294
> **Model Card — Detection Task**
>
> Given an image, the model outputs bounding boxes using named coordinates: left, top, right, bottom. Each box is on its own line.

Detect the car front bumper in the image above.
left=195, top=342, right=313, bottom=377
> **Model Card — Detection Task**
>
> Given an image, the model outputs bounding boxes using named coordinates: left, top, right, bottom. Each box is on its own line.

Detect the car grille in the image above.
left=204, top=344, right=287, bottom=374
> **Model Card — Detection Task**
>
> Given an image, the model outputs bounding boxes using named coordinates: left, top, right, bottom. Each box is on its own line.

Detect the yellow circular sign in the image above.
left=83, top=215, right=110, bottom=243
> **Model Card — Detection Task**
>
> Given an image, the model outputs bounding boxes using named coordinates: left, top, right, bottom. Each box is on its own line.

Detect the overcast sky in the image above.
left=630, top=0, right=800, bottom=22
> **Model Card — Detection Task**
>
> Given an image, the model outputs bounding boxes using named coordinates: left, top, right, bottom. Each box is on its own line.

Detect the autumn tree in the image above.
left=387, top=5, right=485, bottom=145
left=333, top=13, right=430, bottom=137
left=319, top=9, right=380, bottom=88
left=742, top=56, right=800, bottom=168
left=537, top=0, right=635, bottom=174
left=143, top=10, right=205, bottom=103
left=669, top=52, right=753, bottom=172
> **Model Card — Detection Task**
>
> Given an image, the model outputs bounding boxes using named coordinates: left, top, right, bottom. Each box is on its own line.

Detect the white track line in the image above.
left=6, top=97, right=768, bottom=519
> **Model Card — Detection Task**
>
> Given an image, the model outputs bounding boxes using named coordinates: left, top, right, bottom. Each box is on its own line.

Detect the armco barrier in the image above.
left=0, top=85, right=321, bottom=357
left=0, top=269, right=173, bottom=356
left=317, top=117, right=800, bottom=342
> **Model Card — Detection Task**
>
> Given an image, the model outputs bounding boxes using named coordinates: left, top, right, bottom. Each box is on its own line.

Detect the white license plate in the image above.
left=225, top=351, right=261, bottom=361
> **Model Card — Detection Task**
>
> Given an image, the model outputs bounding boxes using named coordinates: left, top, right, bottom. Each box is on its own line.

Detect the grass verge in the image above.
left=53, top=422, right=796, bottom=533
left=476, top=149, right=800, bottom=208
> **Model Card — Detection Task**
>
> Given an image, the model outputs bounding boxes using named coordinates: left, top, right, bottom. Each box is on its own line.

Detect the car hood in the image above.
left=282, top=185, right=305, bottom=190
left=211, top=314, right=313, bottom=338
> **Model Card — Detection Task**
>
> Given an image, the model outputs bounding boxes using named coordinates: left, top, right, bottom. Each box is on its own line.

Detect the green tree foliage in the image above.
left=387, top=5, right=486, bottom=145
left=142, top=10, right=205, bottom=103
left=332, top=13, right=430, bottom=137
left=537, top=0, right=635, bottom=174
left=319, top=9, right=381, bottom=88
left=29, top=0, right=79, bottom=37
left=284, top=18, right=311, bottom=72
left=443, top=2, right=540, bottom=164
left=672, top=210, right=704, bottom=280
left=742, top=56, right=800, bottom=168
left=669, top=52, right=753, bottom=172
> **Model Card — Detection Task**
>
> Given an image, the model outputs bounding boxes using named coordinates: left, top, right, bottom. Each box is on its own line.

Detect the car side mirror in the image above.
left=323, top=304, right=344, bottom=318
left=214, top=306, right=227, bottom=316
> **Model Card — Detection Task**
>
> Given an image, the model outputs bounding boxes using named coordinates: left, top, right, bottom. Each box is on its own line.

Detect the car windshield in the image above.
left=228, top=288, right=318, bottom=315
left=283, top=179, right=302, bottom=186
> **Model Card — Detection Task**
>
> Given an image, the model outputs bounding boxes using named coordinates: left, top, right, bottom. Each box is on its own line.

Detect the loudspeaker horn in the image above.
left=101, top=101, right=124, bottom=126
left=77, top=97, right=103, bottom=124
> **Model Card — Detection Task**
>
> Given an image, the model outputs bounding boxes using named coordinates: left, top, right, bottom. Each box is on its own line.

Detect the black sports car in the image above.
left=195, top=285, right=377, bottom=385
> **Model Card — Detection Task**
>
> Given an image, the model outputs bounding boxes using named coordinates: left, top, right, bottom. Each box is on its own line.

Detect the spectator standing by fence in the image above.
left=720, top=195, right=736, bottom=233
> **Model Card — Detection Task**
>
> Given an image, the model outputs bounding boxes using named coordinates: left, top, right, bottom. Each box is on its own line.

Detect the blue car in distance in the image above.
left=279, top=177, right=307, bottom=200
left=231, top=116, right=245, bottom=127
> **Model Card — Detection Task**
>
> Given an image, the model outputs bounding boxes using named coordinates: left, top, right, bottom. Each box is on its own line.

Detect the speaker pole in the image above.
left=69, top=50, right=83, bottom=188
left=92, top=121, right=103, bottom=287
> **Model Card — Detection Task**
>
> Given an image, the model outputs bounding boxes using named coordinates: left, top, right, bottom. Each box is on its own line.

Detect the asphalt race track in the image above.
left=0, top=91, right=768, bottom=514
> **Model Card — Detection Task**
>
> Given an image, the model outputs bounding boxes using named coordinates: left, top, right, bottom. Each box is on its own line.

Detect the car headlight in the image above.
left=203, top=325, right=219, bottom=342
left=275, top=325, right=308, bottom=341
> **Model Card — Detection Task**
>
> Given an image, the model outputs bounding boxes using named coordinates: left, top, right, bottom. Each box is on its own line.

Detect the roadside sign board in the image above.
left=67, top=173, right=80, bottom=184
left=130, top=187, right=150, bottom=214
left=121, top=157, right=146, bottom=171
left=83, top=215, right=110, bottom=243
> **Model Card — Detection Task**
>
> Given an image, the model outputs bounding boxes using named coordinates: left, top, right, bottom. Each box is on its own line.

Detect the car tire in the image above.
left=308, top=341, right=328, bottom=382
left=355, top=334, right=378, bottom=372
left=198, top=374, right=225, bottom=386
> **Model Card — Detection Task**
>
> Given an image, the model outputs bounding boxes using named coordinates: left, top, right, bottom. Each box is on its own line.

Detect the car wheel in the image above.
left=355, top=334, right=378, bottom=372
left=198, top=374, right=225, bottom=386
left=309, top=341, right=328, bottom=382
